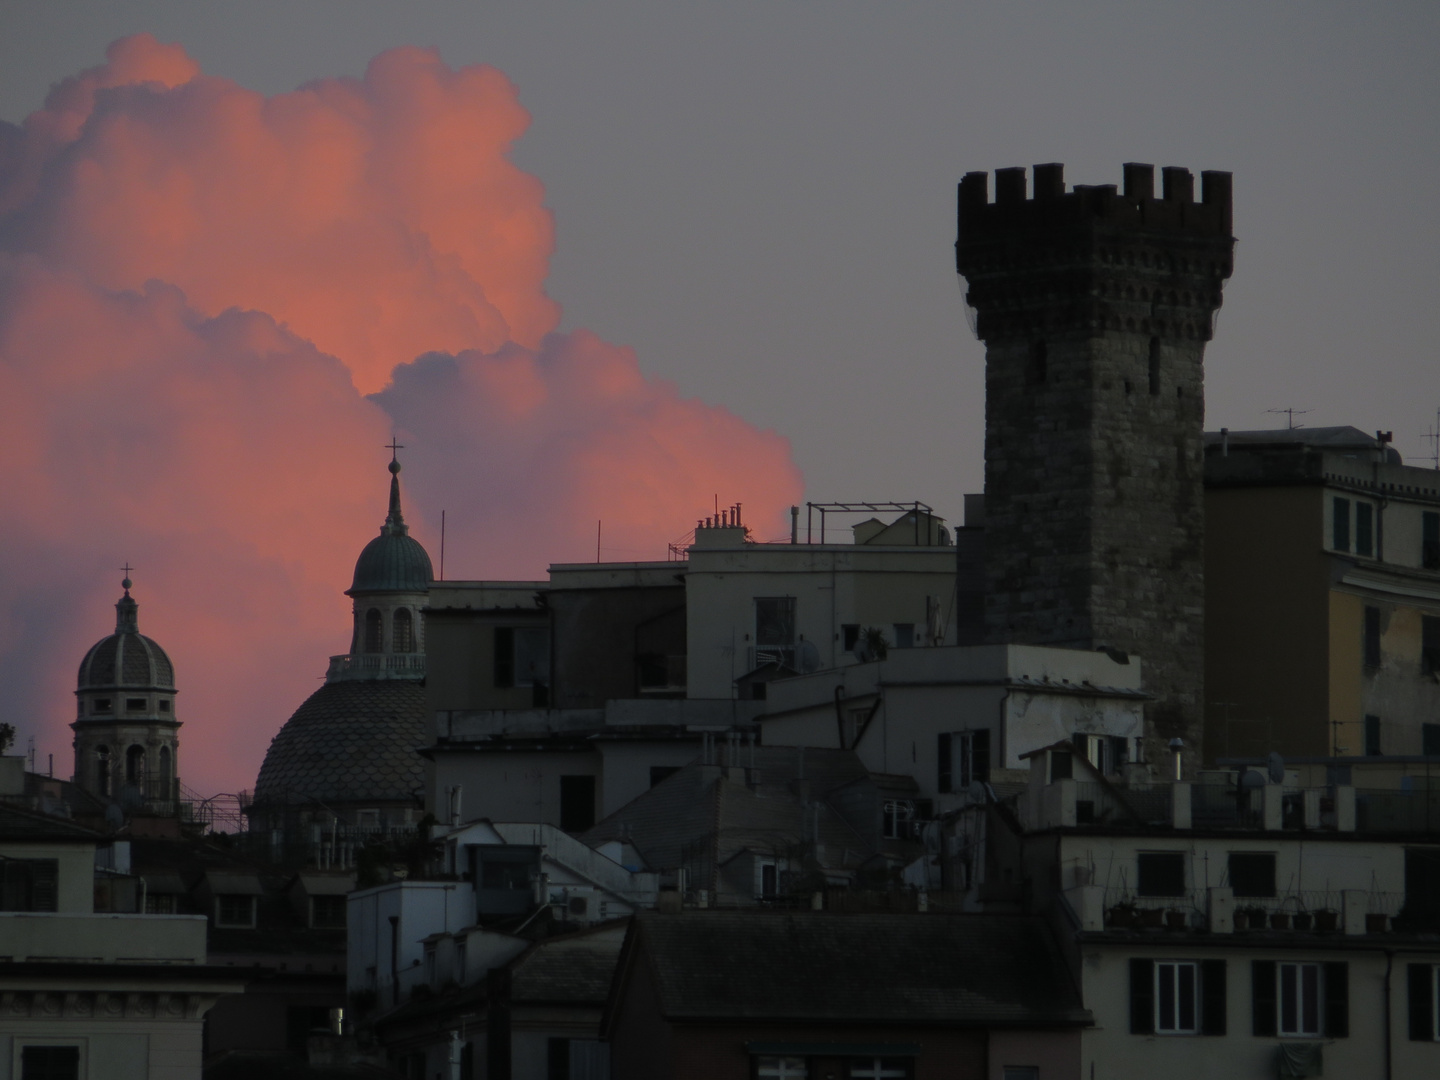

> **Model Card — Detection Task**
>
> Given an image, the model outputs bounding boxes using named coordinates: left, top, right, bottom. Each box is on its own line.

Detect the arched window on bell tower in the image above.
left=364, top=609, right=383, bottom=653
left=394, top=608, right=415, bottom=653
left=126, top=745, right=145, bottom=787
left=159, top=746, right=172, bottom=796
left=96, top=746, right=111, bottom=797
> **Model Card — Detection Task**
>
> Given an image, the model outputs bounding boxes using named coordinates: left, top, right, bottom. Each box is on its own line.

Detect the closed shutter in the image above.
left=972, top=729, right=991, bottom=782
left=1252, top=960, right=1278, bottom=1036
left=937, top=733, right=952, bottom=793
left=494, top=627, right=514, bottom=688
left=1410, top=964, right=1435, bottom=1041
left=1130, top=958, right=1155, bottom=1034
left=1201, top=959, right=1227, bottom=1035
left=1323, top=962, right=1348, bottom=1037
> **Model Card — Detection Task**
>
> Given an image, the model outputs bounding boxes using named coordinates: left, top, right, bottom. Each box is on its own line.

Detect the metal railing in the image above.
left=1355, top=788, right=1440, bottom=833
left=325, top=653, right=426, bottom=682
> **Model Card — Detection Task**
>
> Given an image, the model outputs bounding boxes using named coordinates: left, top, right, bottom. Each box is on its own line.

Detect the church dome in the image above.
left=348, top=454, right=433, bottom=594
left=251, top=679, right=426, bottom=808
left=77, top=582, right=175, bottom=691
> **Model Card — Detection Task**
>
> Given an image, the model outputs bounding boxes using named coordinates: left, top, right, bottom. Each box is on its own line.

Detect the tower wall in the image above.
left=956, top=163, right=1234, bottom=765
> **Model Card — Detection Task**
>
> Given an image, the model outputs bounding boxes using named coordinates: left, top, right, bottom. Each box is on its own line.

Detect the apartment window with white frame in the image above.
left=1278, top=962, right=1322, bottom=1036
left=1407, top=963, right=1440, bottom=1040
left=849, top=1059, right=910, bottom=1080
left=1155, top=962, right=1199, bottom=1033
left=755, top=1058, right=807, bottom=1079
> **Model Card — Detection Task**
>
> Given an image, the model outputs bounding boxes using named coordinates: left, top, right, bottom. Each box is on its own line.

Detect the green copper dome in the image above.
left=348, top=452, right=433, bottom=595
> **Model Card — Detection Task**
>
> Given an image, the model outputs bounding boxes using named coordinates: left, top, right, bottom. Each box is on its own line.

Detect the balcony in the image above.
left=326, top=653, right=426, bottom=683
left=1073, top=885, right=1405, bottom=935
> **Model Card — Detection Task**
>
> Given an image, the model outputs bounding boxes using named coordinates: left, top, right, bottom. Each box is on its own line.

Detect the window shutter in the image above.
left=1251, top=961, right=1277, bottom=1036
left=1130, top=958, right=1155, bottom=1034
left=937, top=733, right=952, bottom=793
left=1323, top=962, right=1348, bottom=1037
left=1409, top=964, right=1435, bottom=1041
left=1201, top=959, right=1227, bottom=1035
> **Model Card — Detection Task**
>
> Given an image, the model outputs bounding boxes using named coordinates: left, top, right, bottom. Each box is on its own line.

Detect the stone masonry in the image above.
left=955, top=162, right=1234, bottom=769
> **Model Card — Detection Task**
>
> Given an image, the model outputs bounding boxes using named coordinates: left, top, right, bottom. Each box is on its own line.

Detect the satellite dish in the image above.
left=1239, top=769, right=1266, bottom=791
left=965, top=780, right=988, bottom=803
left=1267, top=751, right=1285, bottom=785
left=104, top=803, right=124, bottom=828
left=796, top=639, right=820, bottom=674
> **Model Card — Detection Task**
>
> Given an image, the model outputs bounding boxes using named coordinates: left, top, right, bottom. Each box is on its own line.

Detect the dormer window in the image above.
left=215, top=894, right=257, bottom=929
left=93, top=699, right=111, bottom=713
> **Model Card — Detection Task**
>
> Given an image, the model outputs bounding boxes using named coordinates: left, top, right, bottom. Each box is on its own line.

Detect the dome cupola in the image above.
left=76, top=576, right=175, bottom=691
left=349, top=447, right=433, bottom=595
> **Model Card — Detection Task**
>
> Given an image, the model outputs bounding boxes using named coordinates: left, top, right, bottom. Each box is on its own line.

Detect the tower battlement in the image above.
left=957, top=162, right=1232, bottom=242
left=956, top=163, right=1235, bottom=345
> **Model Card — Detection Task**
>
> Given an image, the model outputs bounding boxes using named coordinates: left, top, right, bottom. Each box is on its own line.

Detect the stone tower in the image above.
left=73, top=576, right=181, bottom=811
left=955, top=163, right=1234, bottom=767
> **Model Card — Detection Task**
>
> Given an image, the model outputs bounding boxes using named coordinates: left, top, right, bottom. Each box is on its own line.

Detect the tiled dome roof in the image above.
left=77, top=586, right=175, bottom=690
left=251, top=680, right=426, bottom=808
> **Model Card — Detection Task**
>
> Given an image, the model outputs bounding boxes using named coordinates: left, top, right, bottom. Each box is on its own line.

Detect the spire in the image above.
left=383, top=438, right=409, bottom=537
left=115, top=564, right=139, bottom=633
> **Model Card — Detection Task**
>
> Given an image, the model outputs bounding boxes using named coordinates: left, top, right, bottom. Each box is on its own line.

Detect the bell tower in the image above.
left=955, top=162, right=1234, bottom=767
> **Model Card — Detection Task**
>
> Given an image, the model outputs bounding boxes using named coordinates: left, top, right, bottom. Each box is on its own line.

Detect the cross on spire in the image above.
left=386, top=437, right=404, bottom=460
left=120, top=562, right=134, bottom=592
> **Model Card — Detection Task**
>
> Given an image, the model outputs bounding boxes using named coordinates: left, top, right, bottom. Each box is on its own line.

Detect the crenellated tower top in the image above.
left=956, top=163, right=1234, bottom=345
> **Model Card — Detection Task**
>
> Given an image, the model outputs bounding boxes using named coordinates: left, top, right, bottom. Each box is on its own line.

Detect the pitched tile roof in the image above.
left=624, top=911, right=1090, bottom=1027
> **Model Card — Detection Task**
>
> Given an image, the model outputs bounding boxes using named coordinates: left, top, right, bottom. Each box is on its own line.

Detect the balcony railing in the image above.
left=1355, top=788, right=1440, bottom=833
left=326, top=653, right=426, bottom=682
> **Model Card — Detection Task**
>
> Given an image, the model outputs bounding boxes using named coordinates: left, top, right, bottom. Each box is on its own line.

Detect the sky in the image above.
left=1, top=1, right=1436, bottom=795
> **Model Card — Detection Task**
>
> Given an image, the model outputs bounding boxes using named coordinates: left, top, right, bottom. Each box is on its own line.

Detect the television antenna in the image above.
left=1424, top=408, right=1440, bottom=470
left=1264, top=407, right=1312, bottom=430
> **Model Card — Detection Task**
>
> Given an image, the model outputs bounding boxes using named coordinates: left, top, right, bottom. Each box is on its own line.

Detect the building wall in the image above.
left=986, top=1030, right=1081, bottom=1080
left=684, top=546, right=957, bottom=699
left=0, top=842, right=94, bottom=913
left=1205, top=485, right=1333, bottom=760
left=665, top=1023, right=989, bottom=1080
left=0, top=1026, right=191, bottom=1080
left=432, top=750, right=598, bottom=830
left=1078, top=943, right=1440, bottom=1079
left=347, top=882, right=475, bottom=1003
left=595, top=741, right=702, bottom=818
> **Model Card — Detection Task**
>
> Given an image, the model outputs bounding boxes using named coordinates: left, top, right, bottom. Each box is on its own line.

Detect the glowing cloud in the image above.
left=0, top=37, right=803, bottom=795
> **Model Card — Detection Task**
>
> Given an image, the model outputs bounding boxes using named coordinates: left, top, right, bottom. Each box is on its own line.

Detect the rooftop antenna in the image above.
left=439, top=510, right=446, bottom=581
left=1424, top=408, right=1440, bottom=470
left=1264, top=407, right=1312, bottom=430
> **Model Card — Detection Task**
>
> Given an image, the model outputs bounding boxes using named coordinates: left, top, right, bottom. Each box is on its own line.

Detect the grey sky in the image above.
left=4, top=1, right=1437, bottom=529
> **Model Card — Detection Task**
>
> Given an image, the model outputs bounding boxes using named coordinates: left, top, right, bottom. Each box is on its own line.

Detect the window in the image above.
left=849, top=1059, right=909, bottom=1079
left=95, top=745, right=111, bottom=796
left=19, top=1046, right=80, bottom=1080
left=1407, top=963, right=1440, bottom=1040
left=0, top=859, right=59, bottom=912
left=1356, top=502, right=1374, bottom=556
left=755, top=597, right=797, bottom=664
left=1029, top=339, right=1047, bottom=385
left=1130, top=958, right=1226, bottom=1035
left=758, top=861, right=778, bottom=899
left=892, top=623, right=915, bottom=649
left=1364, top=606, right=1382, bottom=670
left=158, top=699, right=171, bottom=713
left=1251, top=960, right=1347, bottom=1037
left=1002, top=1071, right=1039, bottom=1080
left=1365, top=715, right=1383, bottom=757
left=215, top=894, right=256, bottom=928
left=125, top=745, right=145, bottom=785
left=145, top=893, right=177, bottom=915
left=559, top=775, right=595, bottom=832
left=882, top=800, right=915, bottom=839
left=842, top=624, right=860, bottom=652
left=1155, top=961, right=1199, bottom=1033
left=959, top=729, right=990, bottom=787
left=364, top=608, right=383, bottom=653
left=311, top=895, right=346, bottom=928
left=393, top=608, right=415, bottom=653
left=93, top=698, right=111, bottom=713
left=1137, top=852, right=1186, bottom=897
left=1148, top=337, right=1161, bottom=395
left=548, top=1038, right=572, bottom=1080
left=494, top=626, right=550, bottom=688
left=126, top=697, right=146, bottom=711
left=1228, top=852, right=1276, bottom=898
left=1425, top=724, right=1440, bottom=757
left=1074, top=732, right=1124, bottom=775
left=1425, top=512, right=1440, bottom=570
left=1048, top=749, right=1073, bottom=782
left=1332, top=497, right=1351, bottom=552
left=1424, top=616, right=1440, bottom=676
left=755, top=1058, right=808, bottom=1080
left=937, top=733, right=952, bottom=792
